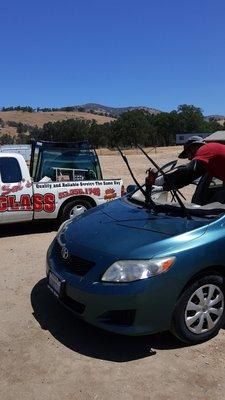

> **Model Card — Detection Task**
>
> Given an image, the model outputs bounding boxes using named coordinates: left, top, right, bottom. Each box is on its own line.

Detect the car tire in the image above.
left=60, top=199, right=92, bottom=223
left=171, top=274, right=225, bottom=344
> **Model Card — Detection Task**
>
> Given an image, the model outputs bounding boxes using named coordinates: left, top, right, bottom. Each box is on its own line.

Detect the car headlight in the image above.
left=57, top=219, right=72, bottom=246
left=101, top=257, right=176, bottom=283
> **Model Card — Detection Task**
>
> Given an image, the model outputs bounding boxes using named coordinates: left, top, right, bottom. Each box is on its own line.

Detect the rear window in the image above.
left=36, top=148, right=100, bottom=181
left=0, top=157, right=22, bottom=183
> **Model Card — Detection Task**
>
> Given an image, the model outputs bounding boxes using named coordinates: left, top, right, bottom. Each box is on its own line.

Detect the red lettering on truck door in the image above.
left=33, top=194, right=43, bottom=212
left=7, top=196, right=20, bottom=210
left=20, top=194, right=32, bottom=211
left=0, top=196, right=7, bottom=212
left=43, top=193, right=55, bottom=213
left=33, top=193, right=55, bottom=213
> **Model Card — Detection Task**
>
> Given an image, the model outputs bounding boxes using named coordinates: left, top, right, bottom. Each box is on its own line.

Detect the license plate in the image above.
left=48, top=271, right=65, bottom=298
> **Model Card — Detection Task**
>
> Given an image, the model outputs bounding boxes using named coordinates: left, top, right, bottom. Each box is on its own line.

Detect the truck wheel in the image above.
left=171, top=274, right=225, bottom=344
left=60, top=199, right=92, bottom=223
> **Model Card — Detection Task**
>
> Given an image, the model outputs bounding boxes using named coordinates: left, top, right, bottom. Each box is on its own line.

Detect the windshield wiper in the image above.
left=136, top=144, right=192, bottom=219
left=117, top=146, right=156, bottom=210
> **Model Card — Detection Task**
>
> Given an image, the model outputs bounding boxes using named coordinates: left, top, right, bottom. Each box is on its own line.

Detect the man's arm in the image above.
left=159, top=160, right=206, bottom=190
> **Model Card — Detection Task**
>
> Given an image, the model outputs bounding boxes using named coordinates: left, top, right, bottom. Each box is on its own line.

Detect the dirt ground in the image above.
left=1, top=148, right=225, bottom=400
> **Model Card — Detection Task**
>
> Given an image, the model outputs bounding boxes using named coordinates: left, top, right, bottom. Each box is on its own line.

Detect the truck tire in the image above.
left=171, top=274, right=225, bottom=344
left=60, top=199, right=92, bottom=223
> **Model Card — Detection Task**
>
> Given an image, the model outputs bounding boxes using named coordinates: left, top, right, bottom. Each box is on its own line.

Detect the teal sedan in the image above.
left=46, top=172, right=225, bottom=345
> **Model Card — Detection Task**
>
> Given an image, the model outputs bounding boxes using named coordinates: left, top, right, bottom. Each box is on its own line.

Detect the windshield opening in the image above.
left=128, top=187, right=225, bottom=219
left=35, top=148, right=102, bottom=182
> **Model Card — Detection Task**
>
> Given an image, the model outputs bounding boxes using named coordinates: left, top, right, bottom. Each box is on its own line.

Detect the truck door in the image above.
left=0, top=155, right=33, bottom=223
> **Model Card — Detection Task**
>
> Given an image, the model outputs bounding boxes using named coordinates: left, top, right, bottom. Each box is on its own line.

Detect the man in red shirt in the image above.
left=154, top=136, right=225, bottom=198
left=178, top=136, right=225, bottom=182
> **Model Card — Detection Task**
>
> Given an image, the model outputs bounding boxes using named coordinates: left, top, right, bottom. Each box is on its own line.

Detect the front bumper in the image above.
left=46, top=239, right=180, bottom=336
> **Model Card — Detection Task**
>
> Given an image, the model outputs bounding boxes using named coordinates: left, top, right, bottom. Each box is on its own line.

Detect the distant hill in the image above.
left=0, top=109, right=116, bottom=138
left=74, top=103, right=161, bottom=117
left=73, top=104, right=225, bottom=120
left=204, top=115, right=225, bottom=126
left=0, top=104, right=161, bottom=138
left=205, top=115, right=225, bottom=120
left=1, top=104, right=224, bottom=139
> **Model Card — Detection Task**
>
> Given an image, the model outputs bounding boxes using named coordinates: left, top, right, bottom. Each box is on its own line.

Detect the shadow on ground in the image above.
left=0, top=220, right=58, bottom=238
left=31, top=278, right=188, bottom=362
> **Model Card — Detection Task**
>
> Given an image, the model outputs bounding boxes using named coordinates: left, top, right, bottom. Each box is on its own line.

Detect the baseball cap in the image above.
left=178, top=136, right=205, bottom=159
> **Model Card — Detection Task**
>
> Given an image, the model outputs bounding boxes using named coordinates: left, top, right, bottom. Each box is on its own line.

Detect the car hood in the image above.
left=65, top=198, right=209, bottom=259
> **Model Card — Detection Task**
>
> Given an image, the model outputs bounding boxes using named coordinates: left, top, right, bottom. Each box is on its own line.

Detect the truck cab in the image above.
left=30, top=140, right=103, bottom=182
left=0, top=140, right=123, bottom=225
left=0, top=153, right=33, bottom=223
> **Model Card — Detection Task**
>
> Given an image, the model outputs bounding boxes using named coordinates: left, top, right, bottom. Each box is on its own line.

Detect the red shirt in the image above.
left=193, top=142, right=225, bottom=182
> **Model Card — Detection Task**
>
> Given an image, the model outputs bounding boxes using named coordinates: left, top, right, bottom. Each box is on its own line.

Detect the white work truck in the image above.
left=0, top=140, right=123, bottom=225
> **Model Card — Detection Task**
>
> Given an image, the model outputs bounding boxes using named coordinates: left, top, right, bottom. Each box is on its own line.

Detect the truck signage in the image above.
left=0, top=193, right=56, bottom=213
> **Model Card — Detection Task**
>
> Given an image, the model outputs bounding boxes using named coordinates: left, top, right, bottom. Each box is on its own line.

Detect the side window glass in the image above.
left=0, top=157, right=22, bottom=183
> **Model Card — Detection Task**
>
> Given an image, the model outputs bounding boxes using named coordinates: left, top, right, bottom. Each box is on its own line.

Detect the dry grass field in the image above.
left=0, top=110, right=115, bottom=127
left=0, top=147, right=225, bottom=400
left=0, top=110, right=115, bottom=137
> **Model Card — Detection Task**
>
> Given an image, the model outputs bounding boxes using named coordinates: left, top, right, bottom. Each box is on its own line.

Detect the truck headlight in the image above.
left=101, top=257, right=175, bottom=283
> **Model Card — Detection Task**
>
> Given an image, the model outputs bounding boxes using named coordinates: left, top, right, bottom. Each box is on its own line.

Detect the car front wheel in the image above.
left=171, top=274, right=225, bottom=344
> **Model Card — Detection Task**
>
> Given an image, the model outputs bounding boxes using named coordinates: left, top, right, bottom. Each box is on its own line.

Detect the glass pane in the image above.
left=36, top=148, right=98, bottom=181
left=0, top=157, right=22, bottom=183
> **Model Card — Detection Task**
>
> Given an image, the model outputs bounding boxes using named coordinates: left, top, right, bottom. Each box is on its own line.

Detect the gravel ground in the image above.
left=1, top=150, right=225, bottom=400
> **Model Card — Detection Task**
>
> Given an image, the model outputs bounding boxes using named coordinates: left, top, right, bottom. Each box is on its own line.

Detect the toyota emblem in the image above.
left=61, top=247, right=69, bottom=260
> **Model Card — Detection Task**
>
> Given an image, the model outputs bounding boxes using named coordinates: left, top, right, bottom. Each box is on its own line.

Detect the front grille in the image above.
left=61, top=294, right=86, bottom=314
left=55, top=241, right=95, bottom=276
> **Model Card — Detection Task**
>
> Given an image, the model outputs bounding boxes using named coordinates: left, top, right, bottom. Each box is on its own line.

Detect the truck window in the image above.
left=0, top=157, right=22, bottom=183
left=35, top=148, right=101, bottom=181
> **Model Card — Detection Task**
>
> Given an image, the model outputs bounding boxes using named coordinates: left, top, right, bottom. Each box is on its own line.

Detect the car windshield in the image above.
left=129, top=186, right=225, bottom=219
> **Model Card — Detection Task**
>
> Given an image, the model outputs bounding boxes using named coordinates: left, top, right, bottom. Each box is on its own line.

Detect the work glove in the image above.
left=151, top=185, right=164, bottom=193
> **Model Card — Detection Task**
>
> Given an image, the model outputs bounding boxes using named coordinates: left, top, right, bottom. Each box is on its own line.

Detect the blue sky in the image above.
left=1, top=0, right=225, bottom=115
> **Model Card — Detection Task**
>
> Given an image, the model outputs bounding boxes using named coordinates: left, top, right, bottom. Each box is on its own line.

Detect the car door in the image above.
left=0, top=155, right=33, bottom=223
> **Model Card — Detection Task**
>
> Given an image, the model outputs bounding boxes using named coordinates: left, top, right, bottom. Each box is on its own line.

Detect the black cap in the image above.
left=178, top=136, right=205, bottom=159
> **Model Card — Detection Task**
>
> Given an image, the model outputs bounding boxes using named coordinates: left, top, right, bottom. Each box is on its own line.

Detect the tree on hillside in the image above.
left=3, top=104, right=222, bottom=148
left=31, top=119, right=93, bottom=142
left=149, top=112, right=178, bottom=146
left=16, top=132, right=30, bottom=144
left=88, top=121, right=110, bottom=148
left=112, top=110, right=150, bottom=147
left=0, top=134, right=14, bottom=144
left=176, top=104, right=205, bottom=132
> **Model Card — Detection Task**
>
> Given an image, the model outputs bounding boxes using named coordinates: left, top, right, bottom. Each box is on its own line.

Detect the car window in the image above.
left=0, top=157, right=22, bottom=183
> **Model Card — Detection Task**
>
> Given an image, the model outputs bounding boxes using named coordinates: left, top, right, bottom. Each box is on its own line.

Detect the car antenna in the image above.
left=135, top=144, right=191, bottom=219
left=117, top=146, right=156, bottom=209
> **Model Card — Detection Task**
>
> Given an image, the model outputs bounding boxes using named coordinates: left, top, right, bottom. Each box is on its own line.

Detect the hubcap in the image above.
left=69, top=204, right=87, bottom=219
left=185, top=284, right=224, bottom=334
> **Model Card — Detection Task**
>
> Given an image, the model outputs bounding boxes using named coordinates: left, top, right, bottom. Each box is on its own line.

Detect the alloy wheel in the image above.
left=185, top=284, right=224, bottom=334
